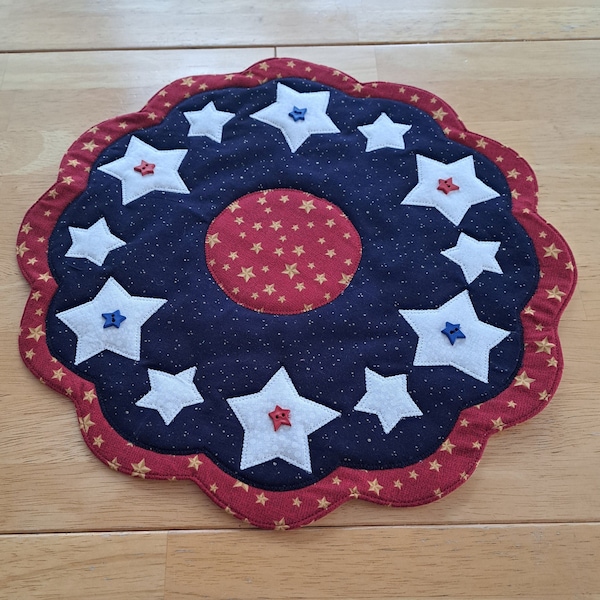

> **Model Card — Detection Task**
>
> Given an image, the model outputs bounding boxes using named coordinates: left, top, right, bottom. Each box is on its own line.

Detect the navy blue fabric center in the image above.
left=46, top=78, right=538, bottom=491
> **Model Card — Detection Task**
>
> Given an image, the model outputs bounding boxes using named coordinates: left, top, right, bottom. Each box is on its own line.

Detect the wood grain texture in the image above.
left=0, top=4, right=598, bottom=597
left=0, top=532, right=168, bottom=600
left=2, top=525, right=597, bottom=599
left=164, top=524, right=600, bottom=599
left=1, top=0, right=600, bottom=51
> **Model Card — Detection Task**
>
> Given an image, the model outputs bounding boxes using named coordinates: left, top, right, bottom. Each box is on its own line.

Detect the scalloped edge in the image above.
left=16, top=57, right=577, bottom=530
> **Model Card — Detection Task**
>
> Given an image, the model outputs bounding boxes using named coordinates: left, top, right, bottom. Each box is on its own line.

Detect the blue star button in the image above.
left=102, top=310, right=126, bottom=328
left=289, top=106, right=307, bottom=122
left=442, top=322, right=466, bottom=345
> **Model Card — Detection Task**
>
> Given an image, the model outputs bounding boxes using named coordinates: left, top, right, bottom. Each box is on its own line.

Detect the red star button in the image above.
left=269, top=405, right=292, bottom=431
left=134, top=160, right=156, bottom=176
left=437, top=177, right=459, bottom=194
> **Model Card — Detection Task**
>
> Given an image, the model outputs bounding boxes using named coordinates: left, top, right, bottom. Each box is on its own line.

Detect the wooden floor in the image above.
left=1, top=2, right=599, bottom=598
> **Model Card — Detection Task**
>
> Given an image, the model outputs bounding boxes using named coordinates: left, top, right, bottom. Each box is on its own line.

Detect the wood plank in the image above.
left=1, top=48, right=275, bottom=91
left=165, top=524, right=600, bottom=599
left=357, top=0, right=600, bottom=45
left=6, top=525, right=596, bottom=600
left=0, top=532, right=167, bottom=600
left=1, top=0, right=600, bottom=52
left=0, top=0, right=359, bottom=52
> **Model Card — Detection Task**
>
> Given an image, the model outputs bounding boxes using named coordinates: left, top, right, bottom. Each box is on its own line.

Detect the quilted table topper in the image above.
left=17, top=58, right=576, bottom=530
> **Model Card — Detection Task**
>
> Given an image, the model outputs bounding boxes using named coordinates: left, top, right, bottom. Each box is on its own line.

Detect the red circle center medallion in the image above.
left=205, top=189, right=362, bottom=315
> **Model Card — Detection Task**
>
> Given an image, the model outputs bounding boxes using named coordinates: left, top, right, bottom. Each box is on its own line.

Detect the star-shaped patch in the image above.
left=226, top=367, right=340, bottom=472
left=399, top=290, right=510, bottom=383
left=183, top=101, right=235, bottom=143
left=441, top=232, right=503, bottom=284
left=56, top=277, right=166, bottom=364
left=354, top=368, right=422, bottom=434
left=136, top=367, right=204, bottom=425
left=402, top=155, right=500, bottom=225
left=65, top=217, right=125, bottom=266
left=98, top=136, right=189, bottom=205
left=357, top=112, right=412, bottom=152
left=250, top=83, right=340, bottom=152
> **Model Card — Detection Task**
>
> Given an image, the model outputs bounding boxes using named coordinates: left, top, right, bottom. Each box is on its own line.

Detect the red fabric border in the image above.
left=16, top=57, right=577, bottom=530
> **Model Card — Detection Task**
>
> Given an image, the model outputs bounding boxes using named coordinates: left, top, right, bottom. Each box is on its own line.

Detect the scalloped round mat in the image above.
left=17, top=58, right=576, bottom=530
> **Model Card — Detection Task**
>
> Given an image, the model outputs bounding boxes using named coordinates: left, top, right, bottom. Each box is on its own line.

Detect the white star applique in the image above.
left=354, top=368, right=422, bottom=434
left=136, top=367, right=204, bottom=425
left=65, top=217, right=125, bottom=266
left=402, top=155, right=500, bottom=225
left=56, top=277, right=166, bottom=365
left=441, top=233, right=503, bottom=284
left=226, top=367, right=340, bottom=472
left=250, top=83, right=340, bottom=152
left=399, top=290, right=510, bottom=383
left=183, top=101, right=235, bottom=143
left=98, top=136, right=189, bottom=205
left=357, top=112, right=412, bottom=152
